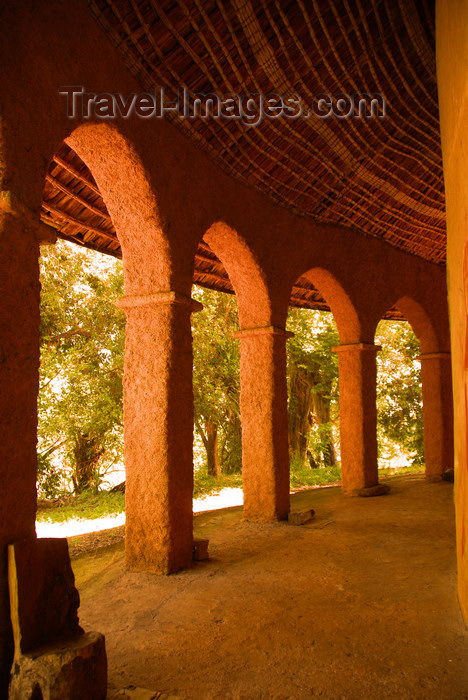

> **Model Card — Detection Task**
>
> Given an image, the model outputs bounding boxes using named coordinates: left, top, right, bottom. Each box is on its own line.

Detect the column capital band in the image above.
left=232, top=325, right=294, bottom=339
left=332, top=342, right=382, bottom=353
left=116, top=291, right=203, bottom=313
left=416, top=352, right=451, bottom=361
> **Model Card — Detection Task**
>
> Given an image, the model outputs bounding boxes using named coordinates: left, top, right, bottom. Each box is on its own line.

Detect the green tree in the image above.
left=286, top=309, right=340, bottom=469
left=192, top=288, right=241, bottom=476
left=38, top=241, right=125, bottom=496
left=375, top=320, right=423, bottom=466
left=38, top=242, right=424, bottom=499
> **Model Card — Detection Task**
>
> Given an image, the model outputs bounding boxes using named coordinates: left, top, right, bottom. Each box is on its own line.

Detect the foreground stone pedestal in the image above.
left=8, top=538, right=107, bottom=699
left=9, top=631, right=107, bottom=700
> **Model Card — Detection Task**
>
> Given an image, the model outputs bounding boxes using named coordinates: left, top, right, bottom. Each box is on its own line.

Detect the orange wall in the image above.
left=437, top=0, right=468, bottom=624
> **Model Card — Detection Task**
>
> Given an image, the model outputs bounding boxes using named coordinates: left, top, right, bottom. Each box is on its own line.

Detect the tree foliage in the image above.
left=191, top=288, right=241, bottom=475
left=375, top=320, right=423, bottom=465
left=38, top=241, right=125, bottom=496
left=286, top=309, right=340, bottom=469
left=37, top=242, right=424, bottom=498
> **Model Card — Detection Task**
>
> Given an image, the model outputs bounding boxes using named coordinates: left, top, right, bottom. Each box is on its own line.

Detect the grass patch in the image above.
left=193, top=470, right=243, bottom=498
left=36, top=463, right=426, bottom=524
left=36, top=490, right=125, bottom=523
left=378, top=464, right=425, bottom=478
left=289, top=464, right=342, bottom=490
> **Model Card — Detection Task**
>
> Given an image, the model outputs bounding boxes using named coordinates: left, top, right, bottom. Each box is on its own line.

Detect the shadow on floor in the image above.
left=72, top=475, right=468, bottom=700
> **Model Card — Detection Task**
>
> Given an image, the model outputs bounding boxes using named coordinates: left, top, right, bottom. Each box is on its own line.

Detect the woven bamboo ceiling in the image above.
left=41, top=0, right=442, bottom=317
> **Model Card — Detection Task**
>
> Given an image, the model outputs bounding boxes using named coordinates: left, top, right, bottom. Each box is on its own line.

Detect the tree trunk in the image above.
left=288, top=364, right=315, bottom=466
left=311, top=392, right=337, bottom=466
left=289, top=360, right=337, bottom=468
left=72, top=432, right=103, bottom=493
left=220, top=411, right=242, bottom=473
left=203, top=421, right=222, bottom=477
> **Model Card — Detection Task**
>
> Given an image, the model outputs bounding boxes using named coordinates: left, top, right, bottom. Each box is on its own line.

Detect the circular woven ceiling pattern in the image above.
left=83, top=0, right=444, bottom=264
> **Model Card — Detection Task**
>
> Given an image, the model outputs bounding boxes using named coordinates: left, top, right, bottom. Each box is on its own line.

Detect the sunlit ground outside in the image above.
left=35, top=487, right=245, bottom=539
left=36, top=414, right=421, bottom=540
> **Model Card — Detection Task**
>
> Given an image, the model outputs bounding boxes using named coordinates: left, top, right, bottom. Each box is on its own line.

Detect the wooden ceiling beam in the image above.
left=52, top=155, right=102, bottom=196
left=41, top=204, right=118, bottom=243
left=45, top=174, right=112, bottom=223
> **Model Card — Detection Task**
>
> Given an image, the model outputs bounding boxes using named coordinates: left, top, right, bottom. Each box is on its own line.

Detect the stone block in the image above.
left=352, top=484, right=390, bottom=497
left=8, top=538, right=82, bottom=655
left=114, top=686, right=160, bottom=699
left=288, top=509, right=315, bottom=525
left=192, top=539, right=209, bottom=561
left=8, top=538, right=107, bottom=699
left=8, top=630, right=107, bottom=700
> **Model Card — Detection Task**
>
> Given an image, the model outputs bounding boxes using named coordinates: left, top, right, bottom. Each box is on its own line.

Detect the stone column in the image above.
left=117, top=291, right=202, bottom=574
left=233, top=326, right=293, bottom=521
left=0, top=200, right=42, bottom=692
left=417, top=352, right=453, bottom=480
left=333, top=343, right=384, bottom=495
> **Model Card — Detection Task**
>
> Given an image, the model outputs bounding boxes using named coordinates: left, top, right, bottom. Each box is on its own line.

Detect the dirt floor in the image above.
left=72, top=474, right=468, bottom=699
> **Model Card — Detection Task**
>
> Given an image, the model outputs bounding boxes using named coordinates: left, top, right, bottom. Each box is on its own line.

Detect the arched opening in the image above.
left=65, top=122, right=173, bottom=294
left=390, top=296, right=440, bottom=355
left=38, top=126, right=196, bottom=575
left=286, top=308, right=340, bottom=486
left=191, top=281, right=242, bottom=505
left=37, top=239, right=125, bottom=504
left=203, top=221, right=272, bottom=328
left=286, top=268, right=360, bottom=492
left=374, top=314, right=423, bottom=475
left=194, top=221, right=281, bottom=520
left=38, top=141, right=126, bottom=510
left=375, top=297, right=452, bottom=481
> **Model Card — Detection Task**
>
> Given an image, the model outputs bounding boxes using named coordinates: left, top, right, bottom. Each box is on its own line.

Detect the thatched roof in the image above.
left=42, top=0, right=442, bottom=319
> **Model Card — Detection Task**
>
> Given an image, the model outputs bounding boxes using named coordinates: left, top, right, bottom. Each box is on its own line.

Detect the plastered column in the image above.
left=233, top=326, right=292, bottom=521
left=418, top=352, right=454, bottom=480
left=117, top=291, right=202, bottom=574
left=334, top=343, right=381, bottom=494
left=0, top=200, right=42, bottom=692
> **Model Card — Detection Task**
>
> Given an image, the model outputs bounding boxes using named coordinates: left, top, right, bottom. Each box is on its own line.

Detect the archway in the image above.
left=286, top=281, right=340, bottom=489
left=40, top=124, right=196, bottom=575
left=200, top=221, right=289, bottom=521
left=374, top=314, right=423, bottom=475
left=191, top=284, right=241, bottom=493
left=375, top=297, right=453, bottom=481
left=286, top=267, right=365, bottom=495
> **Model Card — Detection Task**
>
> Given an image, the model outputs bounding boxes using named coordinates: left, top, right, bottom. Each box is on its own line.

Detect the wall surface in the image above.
left=437, top=0, right=468, bottom=624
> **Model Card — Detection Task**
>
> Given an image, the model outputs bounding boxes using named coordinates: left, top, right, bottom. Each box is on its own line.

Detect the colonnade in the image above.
left=113, top=267, right=453, bottom=575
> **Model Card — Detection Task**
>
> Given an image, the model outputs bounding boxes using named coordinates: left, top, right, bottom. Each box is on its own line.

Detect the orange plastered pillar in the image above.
left=234, top=326, right=292, bottom=521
